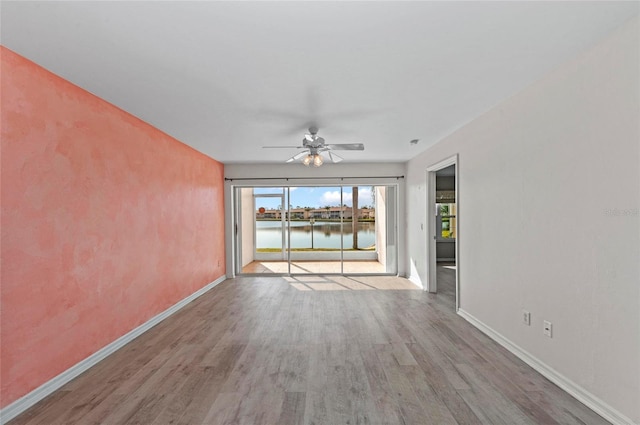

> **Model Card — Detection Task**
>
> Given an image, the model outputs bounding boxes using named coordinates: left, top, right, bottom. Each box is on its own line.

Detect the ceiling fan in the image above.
left=263, top=127, right=364, bottom=167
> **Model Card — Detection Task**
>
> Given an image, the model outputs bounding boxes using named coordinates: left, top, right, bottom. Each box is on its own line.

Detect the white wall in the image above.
left=224, top=162, right=408, bottom=277
left=407, top=17, right=639, bottom=425
left=240, top=188, right=255, bottom=268
left=375, top=186, right=387, bottom=267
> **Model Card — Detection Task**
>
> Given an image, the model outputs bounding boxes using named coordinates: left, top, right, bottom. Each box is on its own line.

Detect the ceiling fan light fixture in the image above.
left=268, top=126, right=364, bottom=167
left=312, top=154, right=323, bottom=167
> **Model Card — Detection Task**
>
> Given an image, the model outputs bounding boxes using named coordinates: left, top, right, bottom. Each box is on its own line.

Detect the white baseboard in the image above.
left=0, top=276, right=226, bottom=424
left=457, top=309, right=637, bottom=425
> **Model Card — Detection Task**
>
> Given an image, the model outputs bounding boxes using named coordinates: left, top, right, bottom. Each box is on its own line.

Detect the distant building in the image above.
left=256, top=206, right=374, bottom=220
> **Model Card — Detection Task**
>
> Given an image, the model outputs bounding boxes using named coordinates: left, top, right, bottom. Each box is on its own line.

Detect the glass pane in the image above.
left=343, top=186, right=384, bottom=274
left=288, top=186, right=342, bottom=274
left=255, top=220, right=283, bottom=251
left=255, top=196, right=283, bottom=220
left=252, top=194, right=286, bottom=272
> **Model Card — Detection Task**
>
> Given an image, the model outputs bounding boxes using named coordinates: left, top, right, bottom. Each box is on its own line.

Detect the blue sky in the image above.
left=254, top=187, right=375, bottom=210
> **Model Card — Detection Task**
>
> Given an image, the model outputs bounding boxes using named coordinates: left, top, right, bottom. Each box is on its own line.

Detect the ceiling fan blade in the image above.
left=286, top=151, right=309, bottom=163
left=263, top=145, right=304, bottom=149
left=326, top=143, right=364, bottom=151
left=328, top=151, right=343, bottom=163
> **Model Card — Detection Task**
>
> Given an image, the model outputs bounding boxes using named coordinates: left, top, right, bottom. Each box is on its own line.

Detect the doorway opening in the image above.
left=234, top=185, right=398, bottom=276
left=426, top=156, right=459, bottom=310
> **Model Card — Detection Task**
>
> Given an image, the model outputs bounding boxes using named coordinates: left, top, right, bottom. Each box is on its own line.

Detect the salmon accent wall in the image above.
left=0, top=47, right=226, bottom=408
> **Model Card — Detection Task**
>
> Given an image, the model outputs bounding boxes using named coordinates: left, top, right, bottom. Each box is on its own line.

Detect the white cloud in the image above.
left=320, top=187, right=374, bottom=207
left=321, top=190, right=345, bottom=206
left=358, top=187, right=374, bottom=206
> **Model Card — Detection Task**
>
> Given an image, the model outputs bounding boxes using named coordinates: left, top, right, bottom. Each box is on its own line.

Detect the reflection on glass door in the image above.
left=236, top=185, right=398, bottom=275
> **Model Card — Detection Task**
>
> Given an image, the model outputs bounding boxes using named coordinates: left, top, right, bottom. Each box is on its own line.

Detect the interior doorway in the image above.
left=426, top=156, right=459, bottom=310
left=234, top=185, right=398, bottom=276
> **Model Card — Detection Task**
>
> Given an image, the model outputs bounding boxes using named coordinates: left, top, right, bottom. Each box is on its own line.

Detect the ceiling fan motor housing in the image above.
left=303, top=136, right=325, bottom=148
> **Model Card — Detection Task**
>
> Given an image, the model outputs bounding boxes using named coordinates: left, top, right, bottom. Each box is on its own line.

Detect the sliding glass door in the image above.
left=235, top=184, right=397, bottom=275
left=288, top=186, right=342, bottom=274
left=342, top=185, right=397, bottom=274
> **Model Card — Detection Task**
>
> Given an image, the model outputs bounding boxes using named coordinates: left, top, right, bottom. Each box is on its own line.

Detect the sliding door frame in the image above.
left=231, top=180, right=401, bottom=277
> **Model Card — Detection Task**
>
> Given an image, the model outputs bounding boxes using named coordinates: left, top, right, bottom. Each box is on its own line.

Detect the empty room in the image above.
left=1, top=2, right=638, bottom=425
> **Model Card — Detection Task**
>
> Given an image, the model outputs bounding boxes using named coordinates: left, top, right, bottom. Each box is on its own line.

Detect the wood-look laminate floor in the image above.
left=9, top=273, right=609, bottom=425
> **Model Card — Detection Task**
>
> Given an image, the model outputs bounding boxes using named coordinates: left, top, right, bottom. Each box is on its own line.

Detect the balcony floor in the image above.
left=242, top=260, right=386, bottom=274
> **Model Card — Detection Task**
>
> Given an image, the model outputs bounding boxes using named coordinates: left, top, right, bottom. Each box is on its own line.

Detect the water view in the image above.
left=256, top=220, right=376, bottom=250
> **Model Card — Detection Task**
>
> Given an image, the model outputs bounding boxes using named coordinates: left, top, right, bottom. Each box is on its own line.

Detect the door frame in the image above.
left=426, top=154, right=459, bottom=311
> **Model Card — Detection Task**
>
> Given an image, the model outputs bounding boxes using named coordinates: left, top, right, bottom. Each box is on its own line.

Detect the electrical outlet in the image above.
left=543, top=320, right=552, bottom=338
left=522, top=310, right=531, bottom=326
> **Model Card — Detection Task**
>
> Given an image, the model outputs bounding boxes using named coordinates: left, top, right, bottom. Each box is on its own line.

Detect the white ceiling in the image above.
left=2, top=1, right=638, bottom=164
